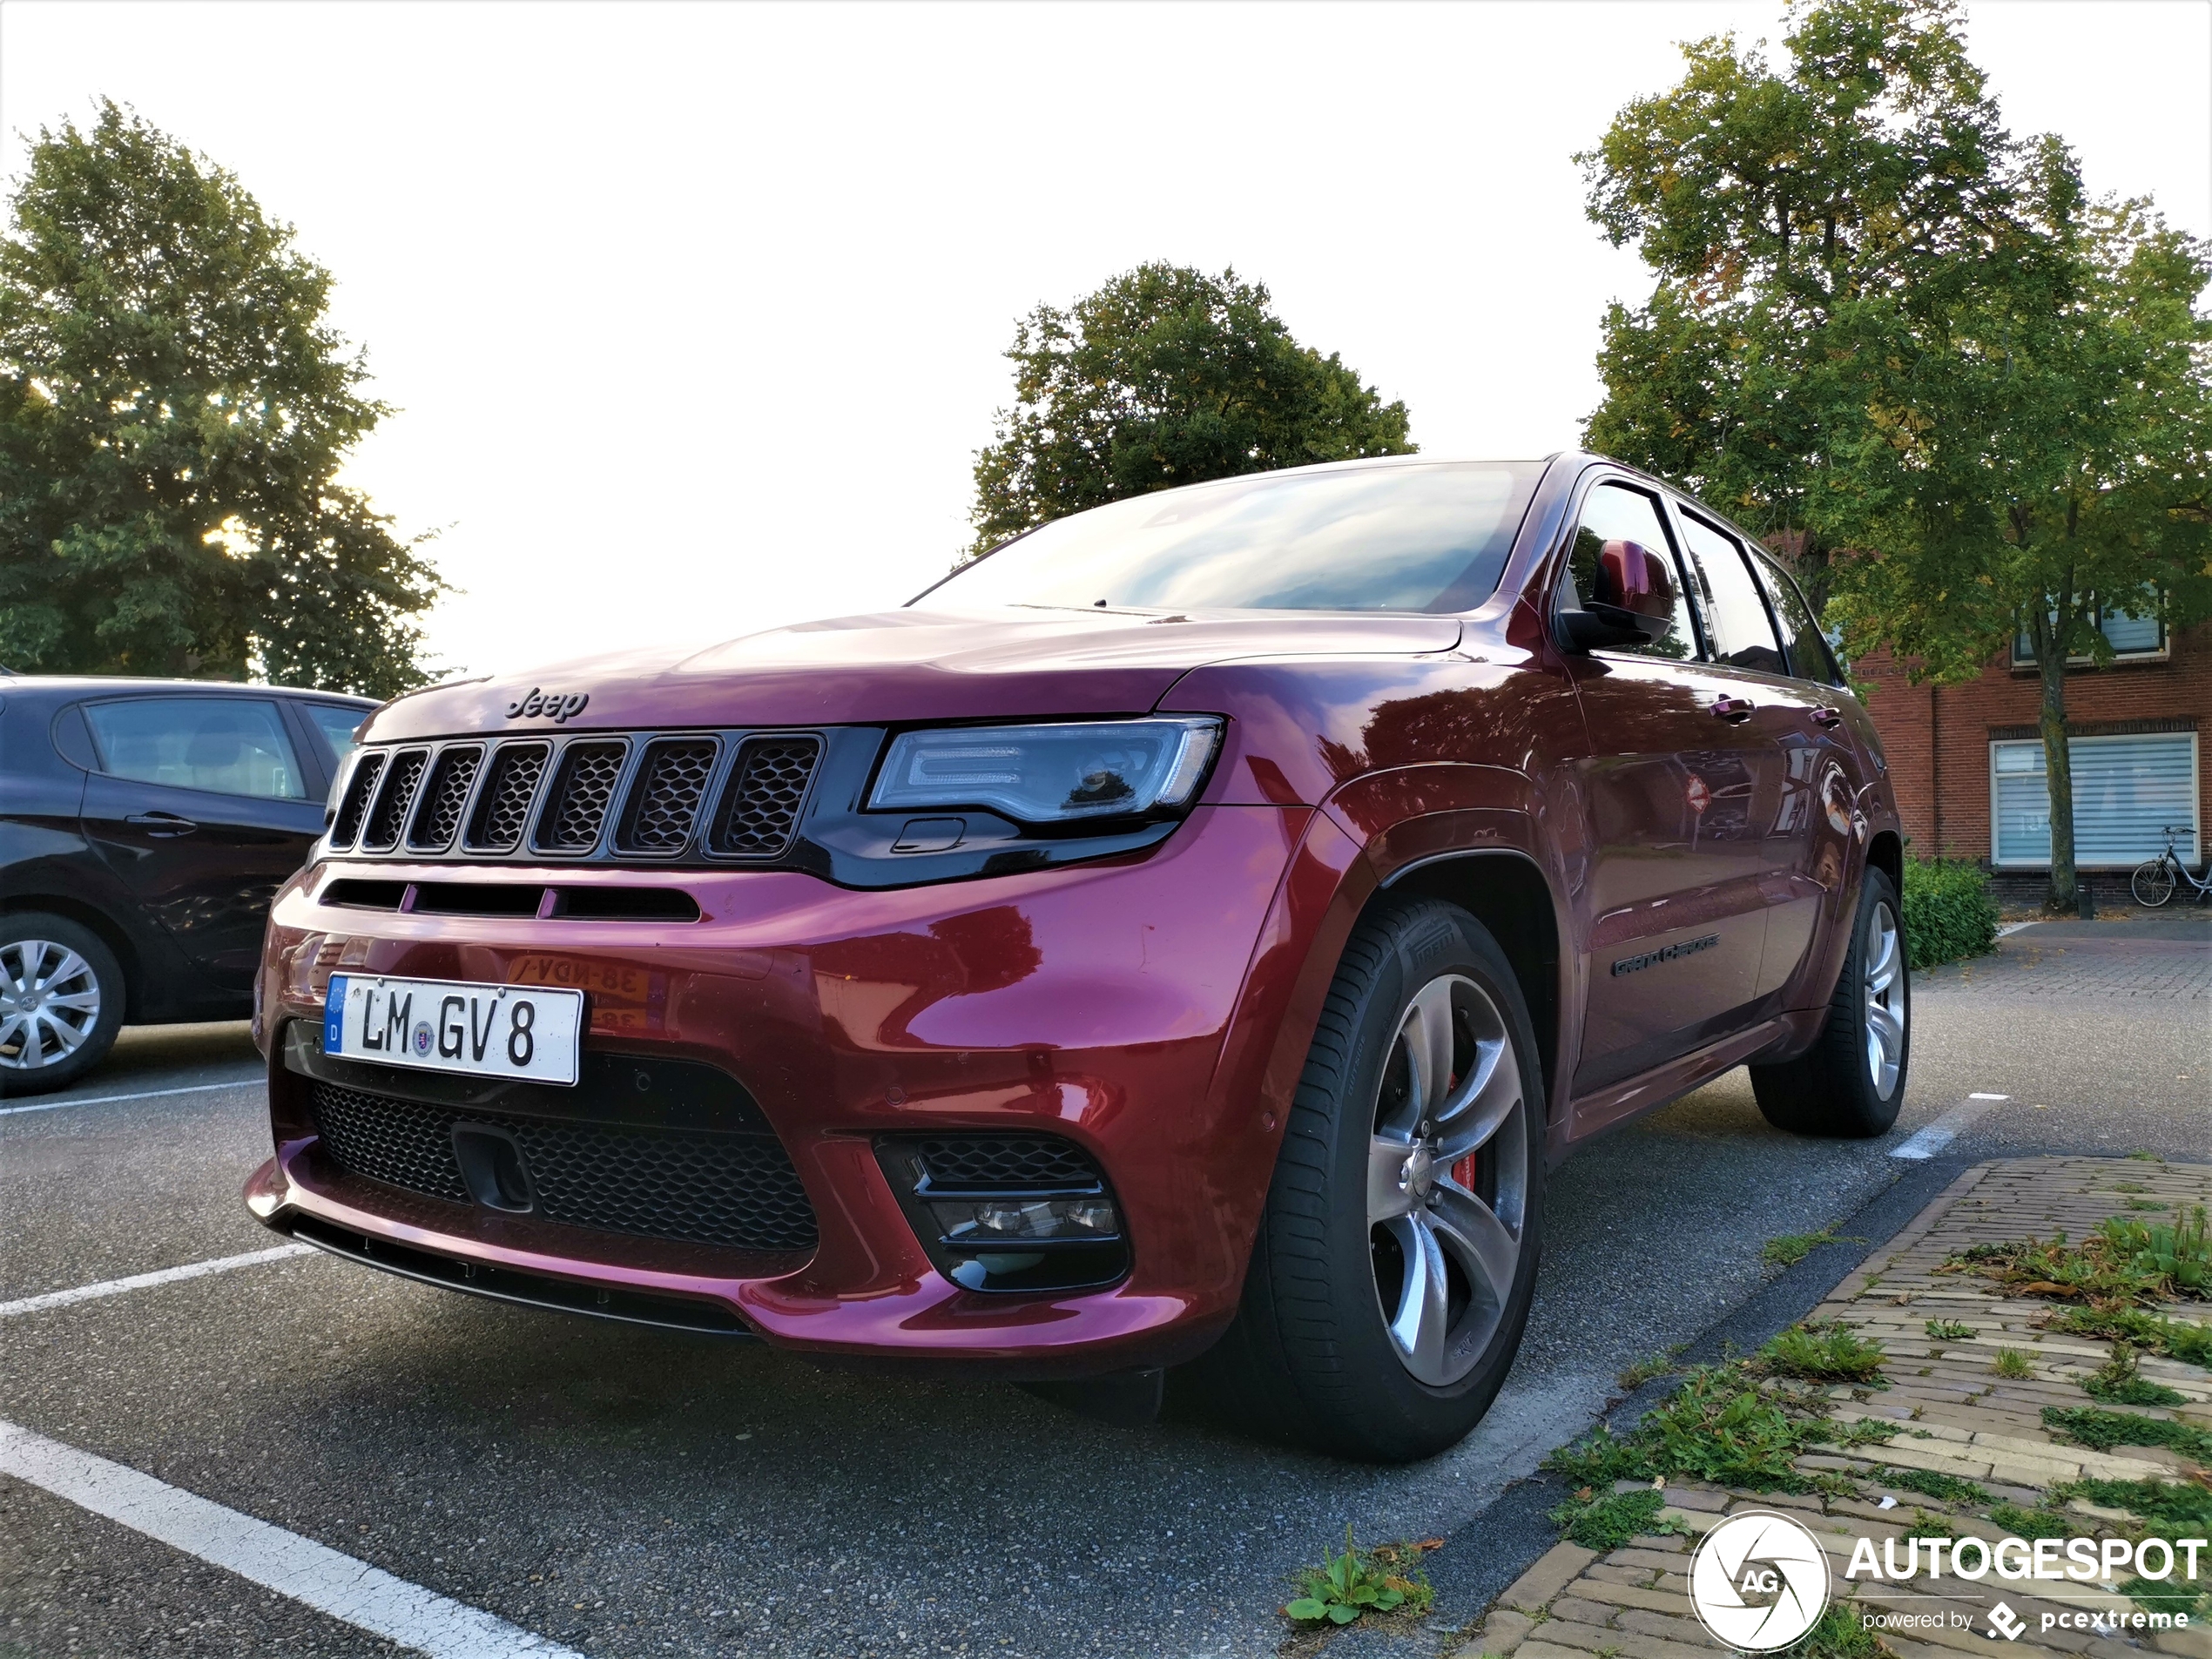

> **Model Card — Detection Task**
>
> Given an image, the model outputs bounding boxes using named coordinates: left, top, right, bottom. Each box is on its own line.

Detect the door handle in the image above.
left=1709, top=697, right=1756, bottom=722
left=125, top=812, right=199, bottom=836
left=1810, top=706, right=1844, bottom=729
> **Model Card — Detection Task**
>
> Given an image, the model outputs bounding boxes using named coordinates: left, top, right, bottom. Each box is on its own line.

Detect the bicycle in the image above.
left=2130, top=825, right=2212, bottom=907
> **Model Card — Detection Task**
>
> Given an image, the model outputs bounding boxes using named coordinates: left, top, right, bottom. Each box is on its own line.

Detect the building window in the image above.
left=1990, top=734, right=2200, bottom=868
left=2011, top=597, right=2168, bottom=665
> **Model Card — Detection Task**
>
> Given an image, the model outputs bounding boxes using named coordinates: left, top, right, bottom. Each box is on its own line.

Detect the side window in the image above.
left=301, top=702, right=368, bottom=765
left=1748, top=550, right=1840, bottom=685
left=1677, top=512, right=1785, bottom=674
left=82, top=698, right=307, bottom=800
left=1559, top=482, right=1699, bottom=660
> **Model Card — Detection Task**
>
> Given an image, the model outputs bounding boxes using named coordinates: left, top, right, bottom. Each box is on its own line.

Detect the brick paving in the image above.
left=1451, top=1158, right=2212, bottom=1659
left=1915, top=926, right=2210, bottom=1001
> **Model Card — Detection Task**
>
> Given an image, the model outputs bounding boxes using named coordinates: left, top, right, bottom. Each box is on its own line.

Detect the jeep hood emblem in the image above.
left=505, top=688, right=589, bottom=722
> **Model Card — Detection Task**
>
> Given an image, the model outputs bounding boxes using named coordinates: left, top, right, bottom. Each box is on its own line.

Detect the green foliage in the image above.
left=965, top=263, right=1413, bottom=559
left=1987, top=1501, right=2072, bottom=1540
left=1763, top=1231, right=1847, bottom=1267
left=1923, top=1319, right=1975, bottom=1341
left=1760, top=1321, right=1888, bottom=1383
left=1548, top=1486, right=1688, bottom=1552
left=2081, top=1344, right=2187, bottom=1406
left=2060, top=1480, right=2212, bottom=1619
left=1900, top=860, right=2000, bottom=968
left=1780, top=1602, right=1888, bottom=1659
left=2051, top=1306, right=2212, bottom=1368
left=1869, top=1465, right=1988, bottom=1506
left=1619, top=1345, right=1688, bottom=1390
left=2041, top=1406, right=2212, bottom=1461
left=2101, top=1207, right=2212, bottom=1295
left=0, top=102, right=442, bottom=694
left=1945, top=1211, right=2212, bottom=1307
left=2125, top=1200, right=2170, bottom=1213
left=1578, top=0, right=2212, bottom=910
left=1285, top=1526, right=1434, bottom=1627
left=1989, top=1348, right=2035, bottom=1379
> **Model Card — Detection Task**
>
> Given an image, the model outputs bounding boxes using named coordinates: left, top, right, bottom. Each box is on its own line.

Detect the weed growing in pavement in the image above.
left=1990, top=1348, right=2036, bottom=1379
left=2054, top=1479, right=2212, bottom=1619
left=2110, top=1182, right=2151, bottom=1194
left=1285, top=1527, right=1434, bottom=1628
left=1759, top=1322, right=1887, bottom=1384
left=1923, top=1318, right=1975, bottom=1341
left=1617, top=1345, right=1687, bottom=1390
left=2125, top=1199, right=2170, bottom=1212
left=2042, top=1405, right=2212, bottom=1461
left=2103, top=1206, right=2211, bottom=1294
left=2080, top=1344, right=2187, bottom=1406
left=1548, top=1486, right=1688, bottom=1552
left=1762, top=1231, right=1855, bottom=1267
left=1900, top=1507, right=1958, bottom=1541
left=2126, top=1150, right=2164, bottom=1162
left=2049, top=1305, right=2212, bottom=1367
left=1869, top=1466, right=1989, bottom=1506
left=1987, top=1501, right=2072, bottom=1540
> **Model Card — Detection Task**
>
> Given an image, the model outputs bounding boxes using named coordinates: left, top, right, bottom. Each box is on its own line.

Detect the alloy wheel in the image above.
left=1366, top=973, right=1529, bottom=1386
left=0, top=939, right=104, bottom=1072
left=1861, top=902, right=1905, bottom=1100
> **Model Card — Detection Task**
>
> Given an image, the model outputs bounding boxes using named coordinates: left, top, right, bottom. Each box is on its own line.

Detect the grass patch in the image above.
left=2126, top=1150, right=2164, bottom=1162
left=1869, top=1465, right=1989, bottom=1506
left=2049, top=1305, right=2212, bottom=1368
left=1988, top=1501, right=2072, bottom=1540
left=1945, top=1208, right=2211, bottom=1306
left=1990, top=1348, right=2035, bottom=1379
left=2080, top=1344, right=2187, bottom=1406
left=1759, top=1322, right=1887, bottom=1384
left=2125, top=1199, right=2170, bottom=1212
left=1923, top=1318, right=1975, bottom=1341
left=1618, top=1345, right=1687, bottom=1391
left=1763, top=1231, right=1852, bottom=1268
left=2057, top=1479, right=2212, bottom=1620
left=1900, top=1507, right=1957, bottom=1541
left=2110, top=1182, right=2152, bottom=1194
left=1779, top=1602, right=1891, bottom=1659
left=1548, top=1486, right=1688, bottom=1552
left=2041, top=1405, right=2212, bottom=1460
left=1285, top=1526, right=1435, bottom=1628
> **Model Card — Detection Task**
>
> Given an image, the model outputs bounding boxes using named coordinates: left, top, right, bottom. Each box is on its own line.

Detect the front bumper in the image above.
left=248, top=804, right=1315, bottom=1375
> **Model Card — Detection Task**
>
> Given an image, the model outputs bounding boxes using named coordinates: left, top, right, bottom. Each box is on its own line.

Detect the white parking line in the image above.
left=0, top=1420, right=583, bottom=1658
left=1890, top=1094, right=2011, bottom=1161
left=0, top=1245, right=314, bottom=1318
left=0, top=1077, right=261, bottom=1116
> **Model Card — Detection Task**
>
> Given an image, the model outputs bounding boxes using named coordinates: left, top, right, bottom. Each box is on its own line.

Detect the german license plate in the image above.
left=322, top=974, right=583, bottom=1085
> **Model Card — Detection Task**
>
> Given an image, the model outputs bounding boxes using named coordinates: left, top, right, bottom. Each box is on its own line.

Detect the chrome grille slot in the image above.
left=329, top=752, right=387, bottom=850
left=406, top=745, right=482, bottom=852
left=464, top=743, right=550, bottom=853
left=533, top=741, right=629, bottom=853
left=614, top=738, right=718, bottom=855
left=360, top=749, right=428, bottom=851
left=708, top=735, right=821, bottom=858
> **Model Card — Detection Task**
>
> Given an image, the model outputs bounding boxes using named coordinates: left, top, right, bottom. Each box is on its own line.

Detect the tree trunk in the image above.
left=2031, top=613, right=2077, bottom=914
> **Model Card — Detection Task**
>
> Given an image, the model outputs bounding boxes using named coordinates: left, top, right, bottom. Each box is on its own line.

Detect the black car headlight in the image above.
left=867, top=718, right=1221, bottom=825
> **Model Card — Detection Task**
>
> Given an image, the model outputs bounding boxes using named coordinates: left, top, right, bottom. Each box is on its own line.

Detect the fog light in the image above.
left=930, top=1197, right=1122, bottom=1243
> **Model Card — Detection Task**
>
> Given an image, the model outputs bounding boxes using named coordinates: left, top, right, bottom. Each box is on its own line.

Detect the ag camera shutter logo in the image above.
left=1689, top=1510, right=1832, bottom=1651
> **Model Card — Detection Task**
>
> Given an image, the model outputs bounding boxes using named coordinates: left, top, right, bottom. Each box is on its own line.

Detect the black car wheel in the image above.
left=1749, top=866, right=1910, bottom=1137
left=1197, top=897, right=1544, bottom=1462
left=0, top=914, right=125, bottom=1096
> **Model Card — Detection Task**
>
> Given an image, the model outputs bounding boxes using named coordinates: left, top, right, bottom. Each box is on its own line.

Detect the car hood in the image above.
left=363, top=607, right=1463, bottom=740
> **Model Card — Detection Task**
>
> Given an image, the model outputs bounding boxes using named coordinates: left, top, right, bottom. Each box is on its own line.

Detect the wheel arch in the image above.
left=0, top=893, right=143, bottom=1020
left=1866, top=828, right=1903, bottom=896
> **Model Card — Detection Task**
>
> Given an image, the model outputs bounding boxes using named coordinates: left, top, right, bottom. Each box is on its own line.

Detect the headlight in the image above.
left=868, top=717, right=1221, bottom=824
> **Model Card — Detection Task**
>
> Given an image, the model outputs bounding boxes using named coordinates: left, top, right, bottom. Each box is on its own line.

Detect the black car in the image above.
left=0, top=675, right=376, bottom=1095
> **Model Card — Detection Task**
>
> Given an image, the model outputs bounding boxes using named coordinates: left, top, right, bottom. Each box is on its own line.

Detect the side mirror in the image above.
left=1555, top=539, right=1679, bottom=654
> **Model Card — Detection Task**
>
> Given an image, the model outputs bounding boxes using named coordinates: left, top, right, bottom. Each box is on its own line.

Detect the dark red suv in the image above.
left=247, top=453, right=1907, bottom=1460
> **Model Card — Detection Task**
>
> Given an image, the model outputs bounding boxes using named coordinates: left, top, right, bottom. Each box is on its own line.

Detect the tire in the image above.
left=1749, top=867, right=1909, bottom=1138
left=1195, top=897, right=1545, bottom=1463
left=2131, top=859, right=2176, bottom=908
left=0, top=913, right=126, bottom=1097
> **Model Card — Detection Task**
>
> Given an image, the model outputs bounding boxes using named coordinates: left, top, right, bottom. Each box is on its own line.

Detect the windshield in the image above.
left=916, top=461, right=1547, bottom=614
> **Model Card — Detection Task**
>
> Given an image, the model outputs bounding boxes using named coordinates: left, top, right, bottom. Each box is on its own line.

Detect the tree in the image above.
left=966, top=263, right=1413, bottom=558
left=0, top=101, right=444, bottom=695
left=1580, top=0, right=2212, bottom=910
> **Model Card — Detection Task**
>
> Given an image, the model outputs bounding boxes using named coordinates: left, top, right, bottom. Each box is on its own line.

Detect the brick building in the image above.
left=1854, top=615, right=2207, bottom=894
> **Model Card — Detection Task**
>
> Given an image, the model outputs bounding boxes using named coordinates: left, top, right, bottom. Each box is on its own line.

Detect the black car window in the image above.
left=83, top=698, right=307, bottom=800
left=301, top=702, right=369, bottom=765
left=1676, top=512, right=1785, bottom=674
left=1557, top=482, right=1699, bottom=660
left=1748, top=550, right=1841, bottom=685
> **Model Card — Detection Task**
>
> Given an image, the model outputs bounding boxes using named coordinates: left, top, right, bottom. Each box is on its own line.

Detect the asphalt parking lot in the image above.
left=3, top=914, right=2206, bottom=1659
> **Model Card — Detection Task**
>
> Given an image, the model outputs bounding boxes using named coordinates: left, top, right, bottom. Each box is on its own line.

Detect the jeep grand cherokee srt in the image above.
left=246, top=453, right=1908, bottom=1460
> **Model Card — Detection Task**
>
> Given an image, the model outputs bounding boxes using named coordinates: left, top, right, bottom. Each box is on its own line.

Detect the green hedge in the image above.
left=1901, top=857, right=2000, bottom=969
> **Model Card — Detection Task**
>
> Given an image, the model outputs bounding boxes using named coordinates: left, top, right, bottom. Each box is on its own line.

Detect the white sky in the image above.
left=4, top=1, right=2208, bottom=681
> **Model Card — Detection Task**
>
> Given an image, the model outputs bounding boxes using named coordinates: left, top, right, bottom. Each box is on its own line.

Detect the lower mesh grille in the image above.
left=307, top=1082, right=818, bottom=1251
left=914, top=1135, right=1101, bottom=1190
